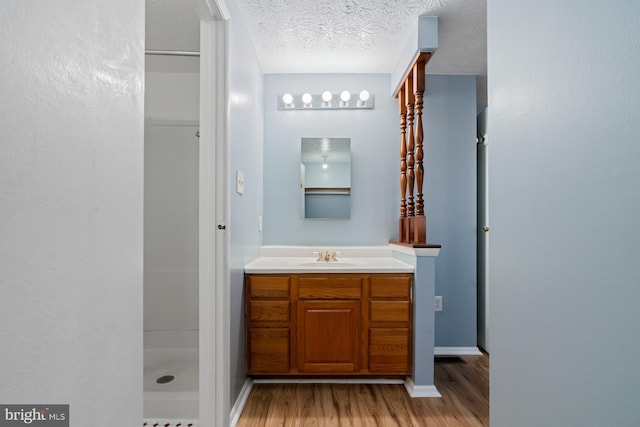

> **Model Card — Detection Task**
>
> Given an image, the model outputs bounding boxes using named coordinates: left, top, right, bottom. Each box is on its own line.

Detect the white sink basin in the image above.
left=297, top=260, right=363, bottom=268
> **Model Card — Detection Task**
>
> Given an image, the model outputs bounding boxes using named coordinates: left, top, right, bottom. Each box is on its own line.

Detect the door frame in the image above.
left=477, top=129, right=489, bottom=353
left=194, top=1, right=230, bottom=426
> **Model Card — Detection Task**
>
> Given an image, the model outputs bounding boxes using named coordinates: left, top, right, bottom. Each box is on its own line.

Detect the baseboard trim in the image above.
left=230, top=378, right=253, bottom=427
left=434, top=346, right=483, bottom=356
left=404, top=378, right=441, bottom=398
left=252, top=378, right=405, bottom=384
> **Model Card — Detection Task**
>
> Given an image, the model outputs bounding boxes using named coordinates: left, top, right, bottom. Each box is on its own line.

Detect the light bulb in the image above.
left=340, top=91, right=351, bottom=102
left=302, top=93, right=313, bottom=105
left=322, top=163, right=328, bottom=169
left=359, top=90, right=370, bottom=102
left=282, top=93, right=293, bottom=105
left=322, top=91, right=332, bottom=102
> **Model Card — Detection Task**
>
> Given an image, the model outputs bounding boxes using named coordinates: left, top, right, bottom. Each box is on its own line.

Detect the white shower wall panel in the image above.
left=144, top=270, right=198, bottom=331
left=144, top=122, right=199, bottom=271
left=144, top=121, right=199, bottom=332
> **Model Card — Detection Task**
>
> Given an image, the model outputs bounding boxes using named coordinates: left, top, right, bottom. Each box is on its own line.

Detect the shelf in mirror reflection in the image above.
left=301, top=137, right=351, bottom=219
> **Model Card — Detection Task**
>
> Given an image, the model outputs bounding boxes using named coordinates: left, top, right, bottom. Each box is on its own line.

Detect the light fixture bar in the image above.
left=278, top=92, right=375, bottom=110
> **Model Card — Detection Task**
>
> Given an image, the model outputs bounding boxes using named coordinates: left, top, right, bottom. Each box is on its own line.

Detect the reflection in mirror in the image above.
left=301, top=137, right=351, bottom=219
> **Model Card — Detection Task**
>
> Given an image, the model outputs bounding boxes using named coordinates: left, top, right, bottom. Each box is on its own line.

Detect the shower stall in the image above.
left=144, top=114, right=200, bottom=424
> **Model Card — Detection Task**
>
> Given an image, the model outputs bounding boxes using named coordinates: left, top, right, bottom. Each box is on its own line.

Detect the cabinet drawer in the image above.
left=249, top=300, right=289, bottom=323
left=248, top=328, right=289, bottom=373
left=369, top=328, right=409, bottom=373
left=247, top=275, right=290, bottom=298
left=298, top=277, right=362, bottom=299
left=370, top=276, right=411, bottom=299
left=370, top=301, right=410, bottom=322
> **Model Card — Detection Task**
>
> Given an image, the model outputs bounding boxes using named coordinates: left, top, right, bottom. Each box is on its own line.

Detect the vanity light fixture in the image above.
left=340, top=90, right=351, bottom=107
left=321, top=91, right=333, bottom=107
left=302, top=93, right=313, bottom=107
left=358, top=90, right=370, bottom=107
left=277, top=90, right=374, bottom=110
left=282, top=93, right=294, bottom=108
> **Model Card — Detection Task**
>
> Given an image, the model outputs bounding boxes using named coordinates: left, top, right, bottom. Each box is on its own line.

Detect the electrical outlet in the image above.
left=434, top=296, right=443, bottom=312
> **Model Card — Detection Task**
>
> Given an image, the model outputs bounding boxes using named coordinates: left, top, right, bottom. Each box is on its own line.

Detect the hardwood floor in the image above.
left=236, top=353, right=489, bottom=427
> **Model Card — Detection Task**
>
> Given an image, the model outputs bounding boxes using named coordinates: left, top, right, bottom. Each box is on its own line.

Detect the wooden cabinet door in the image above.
left=297, top=300, right=360, bottom=372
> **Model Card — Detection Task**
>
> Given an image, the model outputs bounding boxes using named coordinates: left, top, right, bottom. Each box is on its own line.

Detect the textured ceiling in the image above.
left=145, top=0, right=487, bottom=105
left=235, top=0, right=486, bottom=77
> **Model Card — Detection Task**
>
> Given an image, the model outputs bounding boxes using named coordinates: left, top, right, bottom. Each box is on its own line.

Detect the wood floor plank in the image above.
left=330, top=384, right=361, bottom=427
left=237, top=353, right=489, bottom=427
left=407, top=397, right=449, bottom=427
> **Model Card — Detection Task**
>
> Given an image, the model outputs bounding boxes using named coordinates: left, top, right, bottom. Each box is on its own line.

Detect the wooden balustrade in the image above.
left=393, top=52, right=431, bottom=246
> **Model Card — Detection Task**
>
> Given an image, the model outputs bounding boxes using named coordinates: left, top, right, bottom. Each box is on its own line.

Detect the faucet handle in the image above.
left=313, top=251, right=323, bottom=261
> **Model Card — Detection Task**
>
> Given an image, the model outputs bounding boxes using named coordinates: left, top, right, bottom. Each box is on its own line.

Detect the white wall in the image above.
left=488, top=1, right=640, bottom=425
left=0, top=1, right=144, bottom=425
left=145, top=71, right=200, bottom=120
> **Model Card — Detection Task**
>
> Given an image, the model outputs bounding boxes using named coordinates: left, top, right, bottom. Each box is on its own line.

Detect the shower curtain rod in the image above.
left=145, top=49, right=200, bottom=57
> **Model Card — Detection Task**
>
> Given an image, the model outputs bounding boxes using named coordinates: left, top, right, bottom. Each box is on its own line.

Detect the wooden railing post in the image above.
left=404, top=77, right=415, bottom=243
left=399, top=90, right=408, bottom=242
left=413, top=59, right=426, bottom=243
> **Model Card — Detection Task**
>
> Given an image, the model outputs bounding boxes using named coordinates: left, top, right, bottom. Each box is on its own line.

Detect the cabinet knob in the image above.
left=482, top=226, right=489, bottom=232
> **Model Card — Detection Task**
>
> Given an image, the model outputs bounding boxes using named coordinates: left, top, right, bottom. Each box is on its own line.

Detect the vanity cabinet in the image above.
left=245, top=273, right=412, bottom=377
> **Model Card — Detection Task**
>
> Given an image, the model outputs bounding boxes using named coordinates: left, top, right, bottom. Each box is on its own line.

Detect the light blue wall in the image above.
left=228, top=0, right=264, bottom=403
left=263, top=74, right=398, bottom=244
left=423, top=75, right=478, bottom=347
left=264, top=73, right=477, bottom=348
left=488, top=2, right=640, bottom=426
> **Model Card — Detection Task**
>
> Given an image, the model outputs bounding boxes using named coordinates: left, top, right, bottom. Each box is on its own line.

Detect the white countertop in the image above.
left=244, top=255, right=413, bottom=274
left=243, top=245, right=441, bottom=274
left=244, top=256, right=413, bottom=273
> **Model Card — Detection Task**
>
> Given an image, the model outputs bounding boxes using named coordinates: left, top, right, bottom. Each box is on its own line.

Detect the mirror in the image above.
left=301, top=137, right=351, bottom=219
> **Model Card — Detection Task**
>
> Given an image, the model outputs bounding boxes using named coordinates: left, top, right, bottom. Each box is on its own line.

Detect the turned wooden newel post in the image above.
left=413, top=59, right=427, bottom=243
left=399, top=89, right=408, bottom=241
left=404, top=77, right=415, bottom=243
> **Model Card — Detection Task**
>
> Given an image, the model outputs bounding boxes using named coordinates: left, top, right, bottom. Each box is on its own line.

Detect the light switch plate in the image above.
left=236, top=171, right=245, bottom=195
left=434, top=296, right=443, bottom=312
